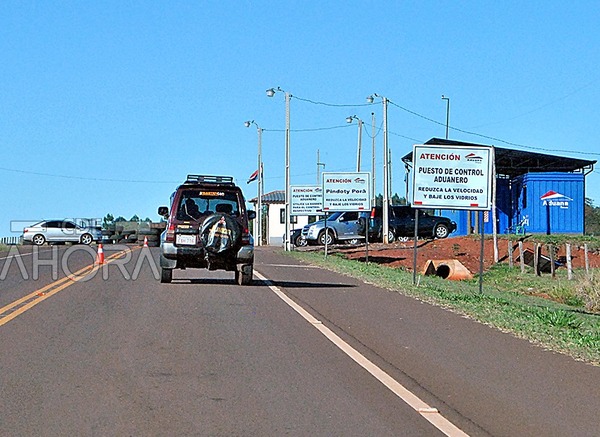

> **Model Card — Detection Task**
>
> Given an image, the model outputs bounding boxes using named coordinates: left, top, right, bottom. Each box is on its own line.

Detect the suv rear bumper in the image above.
left=160, top=241, right=254, bottom=269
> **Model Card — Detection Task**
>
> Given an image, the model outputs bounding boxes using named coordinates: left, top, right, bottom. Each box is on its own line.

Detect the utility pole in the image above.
left=346, top=115, right=364, bottom=172
left=382, top=97, right=390, bottom=243
left=442, top=95, right=450, bottom=139
left=244, top=120, right=264, bottom=246
left=257, top=127, right=263, bottom=246
left=366, top=94, right=390, bottom=243
left=356, top=119, right=363, bottom=171
left=388, top=148, right=392, bottom=203
left=371, top=112, right=376, bottom=208
left=316, top=149, right=325, bottom=185
left=266, top=87, right=292, bottom=250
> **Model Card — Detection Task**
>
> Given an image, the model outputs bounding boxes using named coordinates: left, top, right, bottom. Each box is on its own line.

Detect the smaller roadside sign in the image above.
left=290, top=185, right=323, bottom=216
left=322, top=172, right=371, bottom=212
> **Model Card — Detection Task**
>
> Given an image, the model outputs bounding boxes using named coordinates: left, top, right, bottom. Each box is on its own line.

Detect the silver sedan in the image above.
left=23, top=220, right=101, bottom=246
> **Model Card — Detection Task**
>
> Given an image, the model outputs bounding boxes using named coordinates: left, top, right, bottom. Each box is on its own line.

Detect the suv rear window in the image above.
left=391, top=207, right=410, bottom=219
left=175, top=189, right=240, bottom=221
left=342, top=211, right=359, bottom=221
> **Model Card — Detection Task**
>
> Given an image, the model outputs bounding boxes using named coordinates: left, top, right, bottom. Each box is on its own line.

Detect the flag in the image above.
left=247, top=169, right=258, bottom=184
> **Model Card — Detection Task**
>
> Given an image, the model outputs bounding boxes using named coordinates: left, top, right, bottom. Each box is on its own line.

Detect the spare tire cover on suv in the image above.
left=200, top=213, right=241, bottom=253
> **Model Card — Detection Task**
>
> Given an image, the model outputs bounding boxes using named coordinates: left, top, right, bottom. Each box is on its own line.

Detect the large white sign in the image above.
left=411, top=144, right=493, bottom=210
left=290, top=185, right=323, bottom=216
left=322, top=172, right=371, bottom=212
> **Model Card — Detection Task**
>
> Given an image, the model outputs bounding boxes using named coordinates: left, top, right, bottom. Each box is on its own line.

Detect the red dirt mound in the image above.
left=329, top=236, right=600, bottom=274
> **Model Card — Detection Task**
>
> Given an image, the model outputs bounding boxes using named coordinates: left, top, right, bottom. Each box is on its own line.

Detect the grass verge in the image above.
left=285, top=249, right=600, bottom=365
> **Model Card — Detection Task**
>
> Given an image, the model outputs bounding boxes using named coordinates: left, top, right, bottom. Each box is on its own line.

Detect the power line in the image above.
left=386, top=100, right=600, bottom=157
left=6, top=93, right=596, bottom=186
left=0, top=166, right=178, bottom=184
left=388, top=130, right=422, bottom=143
left=265, top=124, right=354, bottom=133
left=291, top=93, right=600, bottom=158
left=471, top=79, right=600, bottom=128
left=362, top=119, right=384, bottom=140
left=292, top=95, right=373, bottom=107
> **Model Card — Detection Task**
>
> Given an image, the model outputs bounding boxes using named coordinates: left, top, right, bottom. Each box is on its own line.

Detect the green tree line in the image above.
left=585, top=198, right=600, bottom=235
left=103, top=214, right=152, bottom=226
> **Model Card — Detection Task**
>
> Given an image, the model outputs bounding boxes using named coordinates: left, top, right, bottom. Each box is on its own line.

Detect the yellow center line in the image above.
left=0, top=247, right=139, bottom=327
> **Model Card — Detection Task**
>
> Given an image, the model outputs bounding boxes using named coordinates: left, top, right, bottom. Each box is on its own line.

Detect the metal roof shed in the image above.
left=401, top=138, right=595, bottom=178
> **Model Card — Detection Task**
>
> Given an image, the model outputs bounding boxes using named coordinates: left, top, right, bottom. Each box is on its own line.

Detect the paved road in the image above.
left=0, top=245, right=599, bottom=436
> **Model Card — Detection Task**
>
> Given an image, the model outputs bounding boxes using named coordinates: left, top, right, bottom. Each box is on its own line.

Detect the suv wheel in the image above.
left=318, top=230, right=334, bottom=245
left=200, top=213, right=241, bottom=253
left=161, top=268, right=173, bottom=283
left=435, top=224, right=450, bottom=239
left=235, top=265, right=253, bottom=285
left=386, top=229, right=396, bottom=243
left=295, top=235, right=308, bottom=247
left=397, top=235, right=410, bottom=243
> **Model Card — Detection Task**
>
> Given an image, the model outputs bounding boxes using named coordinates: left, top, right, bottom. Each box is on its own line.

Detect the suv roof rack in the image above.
left=184, top=175, right=234, bottom=185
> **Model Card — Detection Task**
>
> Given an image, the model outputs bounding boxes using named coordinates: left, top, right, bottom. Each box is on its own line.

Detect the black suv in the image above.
left=157, top=175, right=256, bottom=285
left=358, top=205, right=456, bottom=242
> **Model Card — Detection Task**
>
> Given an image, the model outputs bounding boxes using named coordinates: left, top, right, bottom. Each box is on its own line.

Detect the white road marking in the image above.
left=254, top=270, right=469, bottom=437
left=258, top=264, right=320, bottom=268
left=0, top=248, right=54, bottom=261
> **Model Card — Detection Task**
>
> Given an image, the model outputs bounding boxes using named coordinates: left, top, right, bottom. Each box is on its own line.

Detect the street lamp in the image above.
left=442, top=95, right=450, bottom=140
left=346, top=115, right=363, bottom=172
left=244, top=120, right=263, bottom=247
left=266, top=87, right=292, bottom=251
left=367, top=93, right=391, bottom=244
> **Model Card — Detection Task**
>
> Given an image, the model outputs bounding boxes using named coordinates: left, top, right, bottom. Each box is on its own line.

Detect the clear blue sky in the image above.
left=2, top=1, right=599, bottom=237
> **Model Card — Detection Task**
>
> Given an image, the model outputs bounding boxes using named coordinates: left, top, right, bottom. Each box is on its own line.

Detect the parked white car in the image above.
left=23, top=220, right=102, bottom=246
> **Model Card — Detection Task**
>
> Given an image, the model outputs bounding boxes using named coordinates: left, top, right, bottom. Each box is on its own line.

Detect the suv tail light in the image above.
left=165, top=222, right=175, bottom=242
left=241, top=227, right=251, bottom=245
left=368, top=207, right=379, bottom=232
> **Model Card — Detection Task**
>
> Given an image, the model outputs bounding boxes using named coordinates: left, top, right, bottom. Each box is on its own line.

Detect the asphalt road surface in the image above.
left=1, top=244, right=599, bottom=436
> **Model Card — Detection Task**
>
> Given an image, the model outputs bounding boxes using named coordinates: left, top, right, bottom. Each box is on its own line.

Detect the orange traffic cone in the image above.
left=143, top=236, right=148, bottom=248
left=96, top=243, right=105, bottom=265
